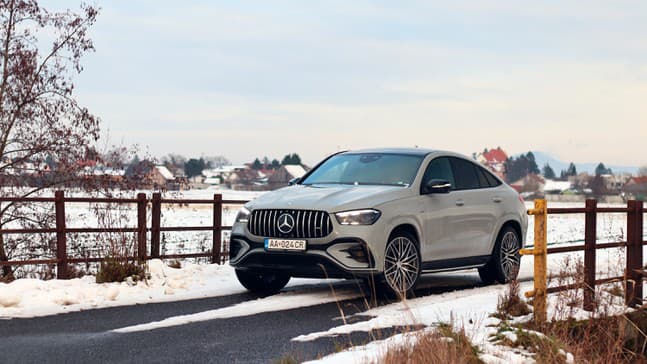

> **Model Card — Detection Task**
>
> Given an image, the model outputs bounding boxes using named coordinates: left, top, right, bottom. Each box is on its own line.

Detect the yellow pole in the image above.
left=519, top=199, right=548, bottom=323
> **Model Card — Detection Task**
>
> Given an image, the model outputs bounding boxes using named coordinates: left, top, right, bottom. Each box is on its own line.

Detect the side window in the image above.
left=480, top=167, right=502, bottom=187
left=449, top=158, right=480, bottom=190
left=476, top=167, right=490, bottom=188
left=421, top=157, right=456, bottom=190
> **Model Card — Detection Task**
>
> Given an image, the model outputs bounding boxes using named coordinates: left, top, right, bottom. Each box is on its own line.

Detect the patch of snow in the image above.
left=112, top=284, right=361, bottom=333
left=284, top=164, right=307, bottom=178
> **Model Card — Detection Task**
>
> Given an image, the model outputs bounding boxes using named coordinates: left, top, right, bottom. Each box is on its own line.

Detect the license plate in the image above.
left=264, top=238, right=307, bottom=251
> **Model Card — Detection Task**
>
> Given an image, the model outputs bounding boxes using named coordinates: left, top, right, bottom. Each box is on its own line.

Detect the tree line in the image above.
left=153, top=153, right=303, bottom=178
left=504, top=152, right=615, bottom=183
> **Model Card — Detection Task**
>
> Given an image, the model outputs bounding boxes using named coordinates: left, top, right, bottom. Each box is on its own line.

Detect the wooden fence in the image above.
left=0, top=190, right=249, bottom=279
left=520, top=199, right=645, bottom=323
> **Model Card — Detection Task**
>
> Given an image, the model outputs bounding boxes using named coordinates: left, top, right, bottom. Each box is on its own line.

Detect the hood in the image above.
left=247, top=184, right=412, bottom=212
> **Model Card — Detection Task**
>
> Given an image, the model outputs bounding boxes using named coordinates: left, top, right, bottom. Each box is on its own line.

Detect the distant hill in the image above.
left=515, top=151, right=638, bottom=175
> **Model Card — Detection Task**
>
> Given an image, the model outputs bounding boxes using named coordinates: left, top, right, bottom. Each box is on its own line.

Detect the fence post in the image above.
left=520, top=199, right=548, bottom=323
left=136, top=193, right=147, bottom=262
left=637, top=201, right=645, bottom=306
left=151, top=193, right=162, bottom=259
left=212, top=194, right=223, bottom=264
left=55, top=190, right=68, bottom=279
left=583, top=199, right=597, bottom=311
left=625, top=200, right=643, bottom=307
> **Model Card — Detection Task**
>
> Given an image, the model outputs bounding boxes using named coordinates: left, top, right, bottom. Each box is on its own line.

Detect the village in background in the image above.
left=4, top=148, right=647, bottom=202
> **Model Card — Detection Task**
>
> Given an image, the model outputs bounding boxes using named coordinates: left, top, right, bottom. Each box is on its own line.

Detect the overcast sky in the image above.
left=55, top=1, right=647, bottom=166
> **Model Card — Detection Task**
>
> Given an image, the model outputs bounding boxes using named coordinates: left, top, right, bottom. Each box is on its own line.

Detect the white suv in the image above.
left=230, top=148, right=527, bottom=297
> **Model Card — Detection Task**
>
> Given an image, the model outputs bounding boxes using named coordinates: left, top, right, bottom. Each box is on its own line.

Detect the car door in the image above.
left=419, top=156, right=462, bottom=262
left=448, top=157, right=499, bottom=257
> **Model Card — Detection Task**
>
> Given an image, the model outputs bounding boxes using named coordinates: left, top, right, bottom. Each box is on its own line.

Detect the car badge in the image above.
left=277, top=213, right=295, bottom=234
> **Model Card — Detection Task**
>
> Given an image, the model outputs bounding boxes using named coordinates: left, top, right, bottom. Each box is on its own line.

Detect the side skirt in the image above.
left=421, top=255, right=491, bottom=273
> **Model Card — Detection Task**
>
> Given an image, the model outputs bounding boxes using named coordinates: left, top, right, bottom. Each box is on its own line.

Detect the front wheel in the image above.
left=479, top=226, right=521, bottom=284
left=380, top=231, right=421, bottom=299
left=235, top=269, right=290, bottom=296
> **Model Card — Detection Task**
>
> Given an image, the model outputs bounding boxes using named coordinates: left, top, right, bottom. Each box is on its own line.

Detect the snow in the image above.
left=0, top=259, right=338, bottom=319
left=543, top=179, right=572, bottom=193
left=155, top=165, right=174, bottom=180
left=113, top=282, right=358, bottom=333
left=284, top=164, right=307, bottom=178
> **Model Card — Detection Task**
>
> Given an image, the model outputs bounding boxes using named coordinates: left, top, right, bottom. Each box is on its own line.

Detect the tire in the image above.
left=479, top=226, right=521, bottom=284
left=235, top=269, right=290, bottom=296
left=379, top=231, right=421, bottom=299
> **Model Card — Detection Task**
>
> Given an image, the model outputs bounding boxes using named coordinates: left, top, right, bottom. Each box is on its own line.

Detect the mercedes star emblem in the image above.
left=277, top=213, right=295, bottom=234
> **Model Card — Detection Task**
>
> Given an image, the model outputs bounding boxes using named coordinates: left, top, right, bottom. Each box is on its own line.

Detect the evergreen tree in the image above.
left=595, top=162, right=611, bottom=176
left=271, top=159, right=280, bottom=169
left=251, top=158, right=263, bottom=170
left=526, top=152, right=540, bottom=174
left=567, top=162, right=577, bottom=176
left=185, top=158, right=207, bottom=178
left=542, top=163, right=556, bottom=179
left=281, top=153, right=302, bottom=165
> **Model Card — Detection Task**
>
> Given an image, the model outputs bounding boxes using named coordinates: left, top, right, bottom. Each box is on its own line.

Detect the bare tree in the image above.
left=638, top=166, right=647, bottom=177
left=0, top=1, right=100, bottom=278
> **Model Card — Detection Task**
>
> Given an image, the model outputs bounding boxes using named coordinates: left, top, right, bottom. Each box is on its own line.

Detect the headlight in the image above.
left=235, top=206, right=251, bottom=223
left=335, top=209, right=381, bottom=225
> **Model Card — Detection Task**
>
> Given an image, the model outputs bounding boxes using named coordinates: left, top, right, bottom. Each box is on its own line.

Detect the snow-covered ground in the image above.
left=0, top=259, right=345, bottom=319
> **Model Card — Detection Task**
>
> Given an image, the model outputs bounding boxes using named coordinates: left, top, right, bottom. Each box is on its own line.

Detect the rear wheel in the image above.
left=380, top=231, right=421, bottom=299
left=479, top=226, right=521, bottom=284
left=235, top=269, right=290, bottom=296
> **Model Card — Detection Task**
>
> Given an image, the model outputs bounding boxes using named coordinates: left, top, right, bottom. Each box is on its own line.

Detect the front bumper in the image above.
left=229, top=221, right=384, bottom=279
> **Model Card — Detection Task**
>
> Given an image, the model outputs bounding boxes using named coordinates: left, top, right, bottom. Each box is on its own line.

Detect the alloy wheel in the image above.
left=384, top=236, right=420, bottom=295
left=500, top=231, right=520, bottom=280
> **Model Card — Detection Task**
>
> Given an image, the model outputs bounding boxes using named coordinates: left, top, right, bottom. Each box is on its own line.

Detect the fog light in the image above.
left=343, top=244, right=372, bottom=264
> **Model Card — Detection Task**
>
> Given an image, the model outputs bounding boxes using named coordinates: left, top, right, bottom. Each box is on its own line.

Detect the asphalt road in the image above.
left=0, top=274, right=486, bottom=364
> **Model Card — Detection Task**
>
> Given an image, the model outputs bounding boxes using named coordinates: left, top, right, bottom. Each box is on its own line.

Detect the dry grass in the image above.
left=95, top=257, right=147, bottom=283
left=495, top=279, right=531, bottom=319
left=493, top=254, right=647, bottom=363
left=380, top=325, right=481, bottom=364
left=166, top=259, right=182, bottom=269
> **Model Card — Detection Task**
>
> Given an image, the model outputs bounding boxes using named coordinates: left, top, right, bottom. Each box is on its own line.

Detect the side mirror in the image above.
left=423, top=179, right=451, bottom=194
left=288, top=177, right=301, bottom=186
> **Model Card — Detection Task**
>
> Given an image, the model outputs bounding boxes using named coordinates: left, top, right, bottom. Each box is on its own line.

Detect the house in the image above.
left=125, top=161, right=178, bottom=190
left=227, top=169, right=262, bottom=190
left=267, top=165, right=308, bottom=190
left=623, top=176, right=647, bottom=200
left=510, top=174, right=545, bottom=194
left=202, top=165, right=248, bottom=186
left=476, top=147, right=508, bottom=180
left=543, top=179, right=572, bottom=194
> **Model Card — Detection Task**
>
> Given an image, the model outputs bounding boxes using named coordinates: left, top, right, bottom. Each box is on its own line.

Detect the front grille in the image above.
left=248, top=209, right=333, bottom=238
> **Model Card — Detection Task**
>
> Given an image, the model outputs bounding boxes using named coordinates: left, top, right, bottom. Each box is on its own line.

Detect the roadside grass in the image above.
left=272, top=354, right=299, bottom=364
left=380, top=325, right=482, bottom=364
left=492, top=255, right=647, bottom=363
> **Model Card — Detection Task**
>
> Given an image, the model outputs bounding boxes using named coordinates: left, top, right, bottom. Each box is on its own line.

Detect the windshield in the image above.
left=301, top=153, right=423, bottom=187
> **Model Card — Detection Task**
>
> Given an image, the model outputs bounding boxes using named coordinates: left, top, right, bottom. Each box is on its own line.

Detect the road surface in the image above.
left=0, top=273, right=487, bottom=363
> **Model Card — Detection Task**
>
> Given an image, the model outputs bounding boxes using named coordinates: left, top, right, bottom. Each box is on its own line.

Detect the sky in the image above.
left=51, top=1, right=647, bottom=166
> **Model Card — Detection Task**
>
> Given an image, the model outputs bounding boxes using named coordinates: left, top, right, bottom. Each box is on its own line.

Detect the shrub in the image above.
left=495, top=279, right=531, bottom=319
left=96, top=258, right=146, bottom=283
left=167, top=259, right=181, bottom=269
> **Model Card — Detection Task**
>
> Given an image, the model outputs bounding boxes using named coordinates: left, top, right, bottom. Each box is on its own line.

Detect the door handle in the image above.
left=455, top=199, right=465, bottom=206
left=492, top=196, right=502, bottom=203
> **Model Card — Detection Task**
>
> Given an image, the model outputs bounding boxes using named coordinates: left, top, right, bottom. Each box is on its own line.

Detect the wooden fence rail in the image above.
left=520, top=199, right=645, bottom=323
left=0, top=190, right=249, bottom=279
